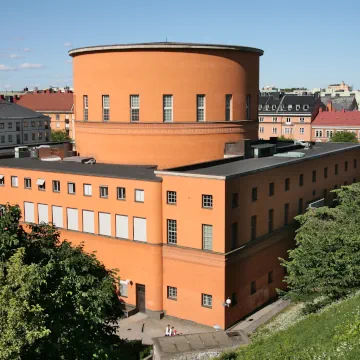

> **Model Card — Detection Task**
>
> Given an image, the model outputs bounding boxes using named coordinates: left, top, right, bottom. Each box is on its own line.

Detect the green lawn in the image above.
left=218, top=293, right=360, bottom=360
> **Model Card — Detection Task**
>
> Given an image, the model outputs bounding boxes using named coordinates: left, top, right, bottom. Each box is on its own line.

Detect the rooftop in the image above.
left=0, top=100, right=48, bottom=120
left=320, top=95, right=357, bottom=112
left=312, top=111, right=360, bottom=127
left=0, top=158, right=160, bottom=182
left=159, top=142, right=360, bottom=179
left=68, top=41, right=264, bottom=57
left=16, top=92, right=74, bottom=112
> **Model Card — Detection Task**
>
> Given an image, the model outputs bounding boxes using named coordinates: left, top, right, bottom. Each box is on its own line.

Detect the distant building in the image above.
left=312, top=109, right=360, bottom=142
left=321, top=95, right=358, bottom=112
left=0, top=100, right=50, bottom=147
left=17, top=92, right=74, bottom=139
left=326, top=81, right=352, bottom=93
left=258, top=94, right=324, bottom=141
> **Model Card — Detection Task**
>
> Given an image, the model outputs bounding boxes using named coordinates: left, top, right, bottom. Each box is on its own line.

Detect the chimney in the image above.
left=327, top=101, right=333, bottom=112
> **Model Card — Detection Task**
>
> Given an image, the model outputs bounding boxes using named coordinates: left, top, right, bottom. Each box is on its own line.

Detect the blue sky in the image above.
left=1, top=0, right=359, bottom=91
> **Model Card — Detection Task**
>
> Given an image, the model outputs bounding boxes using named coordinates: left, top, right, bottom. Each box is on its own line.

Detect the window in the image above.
left=135, top=189, right=144, bottom=202
left=0, top=136, right=4, bottom=143
left=286, top=117, right=291, bottom=124
left=24, top=178, right=31, bottom=189
left=197, top=95, right=205, bottom=122
left=300, top=127, right=305, bottom=135
left=299, top=174, right=304, bottom=187
left=120, top=280, right=129, bottom=298
left=116, top=215, right=128, bottom=239
left=67, top=208, right=78, bottom=231
left=83, top=184, right=92, bottom=196
left=167, top=286, right=177, bottom=300
left=251, top=215, right=257, bottom=241
left=232, top=193, right=238, bottom=208
left=0, top=175, right=4, bottom=186
left=52, top=205, right=63, bottom=228
left=202, top=194, right=213, bottom=209
left=315, top=130, right=323, bottom=138
left=202, top=224, right=213, bottom=250
left=300, top=117, right=305, bottom=123
left=82, top=210, right=95, bottom=234
left=102, top=95, right=110, bottom=121
left=99, top=212, right=111, bottom=236
left=259, top=117, right=264, bottom=122
left=31, top=121, right=35, bottom=127
left=269, top=182, right=274, bottom=196
left=326, top=130, right=333, bottom=138
left=246, top=94, right=251, bottom=119
left=117, top=187, right=126, bottom=200
left=167, top=219, right=177, bottom=244
left=298, top=198, right=303, bottom=214
left=68, top=182, right=76, bottom=194
left=250, top=281, right=256, bottom=295
left=167, top=191, right=177, bottom=204
left=100, top=186, right=108, bottom=198
left=268, top=209, right=274, bottom=233
left=83, top=95, right=88, bottom=121
left=11, top=176, right=18, bottom=188
left=354, top=159, right=357, bottom=169
left=24, top=202, right=34, bottom=223
left=231, top=292, right=237, bottom=306
left=345, top=161, right=348, bottom=172
left=16, top=122, right=20, bottom=131
left=202, top=293, right=212, bottom=308
left=259, top=126, right=264, bottom=133
left=272, top=117, right=277, bottom=122
left=8, top=122, right=12, bottom=129
left=272, top=105, right=276, bottom=111
left=312, top=170, right=317, bottom=183
left=252, top=187, right=257, bottom=202
left=324, top=167, right=328, bottom=179
left=38, top=204, right=48, bottom=224
left=231, top=222, right=238, bottom=249
left=284, top=127, right=292, bottom=135
left=24, top=133, right=28, bottom=141
left=296, top=105, right=300, bottom=111
left=0, top=123, right=3, bottom=129
left=272, top=127, right=277, bottom=134
left=288, top=105, right=293, bottom=111
left=285, top=178, right=290, bottom=191
left=163, top=95, right=173, bottom=122
left=130, top=95, right=140, bottom=122
left=268, top=271, right=274, bottom=284
left=284, top=203, right=289, bottom=226
left=225, top=94, right=232, bottom=121
left=52, top=180, right=60, bottom=192
left=38, top=132, right=43, bottom=140
left=8, top=135, right=12, bottom=143
left=304, top=105, right=309, bottom=111
left=44, top=120, right=49, bottom=130
left=32, top=133, right=35, bottom=141
left=335, top=164, right=339, bottom=175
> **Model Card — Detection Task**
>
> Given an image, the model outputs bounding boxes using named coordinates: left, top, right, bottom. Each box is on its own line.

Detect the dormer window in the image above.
left=296, top=105, right=300, bottom=111
left=303, top=105, right=309, bottom=111
left=265, top=105, right=270, bottom=111
left=279, top=105, right=284, bottom=110
left=288, top=105, right=293, bottom=111
left=258, top=105, right=262, bottom=111
left=286, top=117, right=291, bottom=124
left=272, top=105, right=276, bottom=110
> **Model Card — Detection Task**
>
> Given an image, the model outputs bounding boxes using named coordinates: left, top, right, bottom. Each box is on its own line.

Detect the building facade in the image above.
left=17, top=92, right=74, bottom=139
left=258, top=94, right=324, bottom=141
left=69, top=42, right=263, bottom=169
left=0, top=100, right=51, bottom=148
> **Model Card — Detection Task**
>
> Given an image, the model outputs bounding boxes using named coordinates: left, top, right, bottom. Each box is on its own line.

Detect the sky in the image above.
left=1, top=0, right=359, bottom=91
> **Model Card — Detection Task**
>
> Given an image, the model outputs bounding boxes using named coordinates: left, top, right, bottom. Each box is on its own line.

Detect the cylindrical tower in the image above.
left=69, top=42, right=263, bottom=169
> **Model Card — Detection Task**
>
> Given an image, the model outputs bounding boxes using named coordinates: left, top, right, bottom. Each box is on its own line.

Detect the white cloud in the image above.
left=23, top=48, right=31, bottom=52
left=64, top=42, right=72, bottom=47
left=9, top=54, right=23, bottom=59
left=0, top=64, right=15, bottom=71
left=19, top=63, right=45, bottom=69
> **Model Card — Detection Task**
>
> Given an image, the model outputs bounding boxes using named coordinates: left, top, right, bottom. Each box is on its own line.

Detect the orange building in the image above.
left=1, top=43, right=360, bottom=330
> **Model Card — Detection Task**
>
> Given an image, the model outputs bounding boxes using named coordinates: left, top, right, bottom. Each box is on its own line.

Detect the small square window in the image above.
left=250, top=281, right=256, bottom=295
left=11, top=176, right=18, bottom=188
left=68, top=182, right=76, bottom=194
left=24, top=178, right=31, bottom=189
left=117, top=187, right=126, bottom=200
left=202, top=293, right=212, bottom=308
left=167, top=286, right=177, bottom=300
left=268, top=271, right=273, bottom=284
left=167, top=191, right=177, bottom=204
left=135, top=189, right=144, bottom=202
left=53, top=180, right=60, bottom=193
left=100, top=186, right=108, bottom=198
left=252, top=187, right=257, bottom=202
left=37, top=179, right=46, bottom=191
left=202, top=194, right=213, bottom=209
left=119, top=280, right=128, bottom=298
left=232, top=193, right=238, bottom=208
left=83, top=184, right=92, bottom=196
left=0, top=175, right=4, bottom=186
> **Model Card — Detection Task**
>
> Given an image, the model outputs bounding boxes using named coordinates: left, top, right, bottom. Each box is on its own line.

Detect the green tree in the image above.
left=51, top=130, right=70, bottom=142
left=282, top=184, right=360, bottom=303
left=329, top=131, right=358, bottom=143
left=0, top=204, right=140, bottom=359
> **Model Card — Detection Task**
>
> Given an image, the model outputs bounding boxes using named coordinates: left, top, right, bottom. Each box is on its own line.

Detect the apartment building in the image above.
left=258, top=94, right=324, bottom=141
left=0, top=99, right=51, bottom=148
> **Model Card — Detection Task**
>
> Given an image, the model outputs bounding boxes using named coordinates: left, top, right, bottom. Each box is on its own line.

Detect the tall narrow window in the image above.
left=285, top=178, right=290, bottom=191
left=345, top=161, right=348, bottom=172
left=269, top=182, right=275, bottom=196
left=130, top=95, right=140, bottom=122
left=202, top=224, right=213, bottom=250
left=312, top=170, right=317, bottom=183
left=83, top=95, right=88, bottom=121
left=163, top=95, right=173, bottom=122
left=252, top=187, right=258, bottom=202
left=246, top=94, right=251, bottom=119
left=268, top=209, right=274, bottom=233
left=335, top=164, right=339, bottom=175
left=102, top=95, right=110, bottom=121
left=284, top=203, right=289, bottom=226
left=167, top=219, right=177, bottom=244
left=299, top=174, right=304, bottom=186
left=225, top=94, right=232, bottom=121
left=298, top=198, right=303, bottom=214
left=196, top=95, right=205, bottom=122
left=354, top=159, right=357, bottom=169
left=231, top=222, right=238, bottom=250
left=324, top=167, right=328, bottom=179
left=251, top=215, right=257, bottom=241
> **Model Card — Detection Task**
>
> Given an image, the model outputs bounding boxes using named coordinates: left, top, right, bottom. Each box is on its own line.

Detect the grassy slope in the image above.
left=219, top=293, right=360, bottom=360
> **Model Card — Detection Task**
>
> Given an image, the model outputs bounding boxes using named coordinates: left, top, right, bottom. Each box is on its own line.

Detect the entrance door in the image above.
left=136, top=284, right=146, bottom=313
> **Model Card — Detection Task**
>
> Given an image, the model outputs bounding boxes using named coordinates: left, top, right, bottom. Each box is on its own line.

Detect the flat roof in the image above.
left=69, top=41, right=264, bottom=57
left=157, top=142, right=360, bottom=180
left=0, top=158, right=160, bottom=182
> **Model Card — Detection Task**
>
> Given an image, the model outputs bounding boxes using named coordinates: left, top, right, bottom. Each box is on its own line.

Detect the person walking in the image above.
left=165, top=325, right=171, bottom=336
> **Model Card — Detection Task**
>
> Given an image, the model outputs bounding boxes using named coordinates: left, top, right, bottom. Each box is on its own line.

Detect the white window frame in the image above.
left=272, top=117, right=277, bottom=122
left=120, top=280, right=129, bottom=297
left=288, top=105, right=293, bottom=111
left=0, top=175, right=4, bottom=186
left=167, top=286, right=177, bottom=300
left=24, top=201, right=34, bottom=223
left=286, top=117, right=291, bottom=124
left=82, top=210, right=95, bottom=234
left=196, top=95, right=205, bottom=122
left=11, top=176, right=18, bottom=188
left=303, top=105, right=309, bottom=111
left=272, top=127, right=277, bottom=134
left=299, top=117, right=305, bottom=123
left=259, top=126, right=264, bottom=133
left=300, top=127, right=305, bottom=135
left=202, top=224, right=213, bottom=250
left=23, top=178, right=31, bottom=189
left=37, top=178, right=46, bottom=191
left=52, top=205, right=63, bottom=228
left=130, top=95, right=140, bottom=122
left=202, top=293, right=212, bottom=308
left=83, top=95, right=88, bottom=121
left=52, top=180, right=60, bottom=193
left=225, top=94, right=232, bottom=121
left=116, top=214, right=128, bottom=239
left=259, top=117, right=264, bottom=122
left=135, top=189, right=144, bottom=203
left=133, top=217, right=147, bottom=242
left=163, top=95, right=173, bottom=122
left=68, top=182, right=76, bottom=195
left=315, top=130, right=323, bottom=138
left=37, top=203, right=48, bottom=224
left=100, top=186, right=108, bottom=199
left=296, top=105, right=300, bottom=110
left=83, top=184, right=92, bottom=196
left=67, top=208, right=79, bottom=231
left=326, top=130, right=333, bottom=138
left=167, top=191, right=177, bottom=204
left=102, top=95, right=110, bottom=121
left=99, top=212, right=112, bottom=236
left=117, top=187, right=126, bottom=200
left=202, top=194, right=213, bottom=209
left=167, top=219, right=177, bottom=244
left=272, top=105, right=276, bottom=111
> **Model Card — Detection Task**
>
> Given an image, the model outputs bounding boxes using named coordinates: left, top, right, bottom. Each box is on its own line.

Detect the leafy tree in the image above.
left=277, top=135, right=292, bottom=141
left=329, top=131, right=358, bottom=143
left=0, top=204, right=140, bottom=359
left=51, top=130, right=70, bottom=142
left=281, top=184, right=360, bottom=304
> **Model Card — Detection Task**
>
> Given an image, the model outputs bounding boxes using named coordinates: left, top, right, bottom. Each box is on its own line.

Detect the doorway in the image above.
left=136, top=284, right=146, bottom=313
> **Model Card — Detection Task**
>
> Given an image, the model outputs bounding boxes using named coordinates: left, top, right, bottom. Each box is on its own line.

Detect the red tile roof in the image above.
left=312, top=111, right=360, bottom=127
left=16, top=92, right=73, bottom=112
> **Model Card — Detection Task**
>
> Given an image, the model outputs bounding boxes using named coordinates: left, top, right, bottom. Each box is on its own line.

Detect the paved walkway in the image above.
left=117, top=313, right=216, bottom=345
